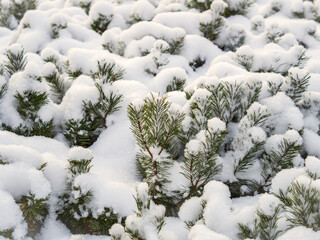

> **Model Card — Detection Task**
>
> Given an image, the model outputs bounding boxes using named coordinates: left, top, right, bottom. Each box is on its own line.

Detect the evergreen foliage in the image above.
left=90, top=60, right=125, bottom=84
left=91, top=13, right=113, bottom=34
left=57, top=150, right=119, bottom=235
left=4, top=90, right=55, bottom=138
left=110, top=183, right=166, bottom=240
left=17, top=193, right=48, bottom=238
left=259, top=131, right=303, bottom=192
left=51, top=22, right=67, bottom=39
left=4, top=46, right=28, bottom=77
left=223, top=0, right=254, bottom=17
left=0, top=0, right=37, bottom=29
left=64, top=83, right=123, bottom=147
left=276, top=181, right=320, bottom=230
left=238, top=205, right=282, bottom=240
left=0, top=228, right=14, bottom=239
left=128, top=94, right=185, bottom=205
left=166, top=76, right=186, bottom=93
left=284, top=68, right=310, bottom=104
left=43, top=65, right=69, bottom=103
left=181, top=118, right=226, bottom=199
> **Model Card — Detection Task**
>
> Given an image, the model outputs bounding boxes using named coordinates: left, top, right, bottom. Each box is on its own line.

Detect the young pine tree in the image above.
left=128, top=94, right=185, bottom=206
left=3, top=62, right=55, bottom=138
left=57, top=147, right=119, bottom=235
left=110, top=183, right=167, bottom=240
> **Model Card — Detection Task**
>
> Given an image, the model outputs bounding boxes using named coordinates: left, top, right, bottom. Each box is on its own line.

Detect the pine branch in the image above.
left=5, top=47, right=28, bottom=76
left=90, top=60, right=125, bottom=84
left=43, top=70, right=69, bottom=103
left=234, top=141, right=265, bottom=176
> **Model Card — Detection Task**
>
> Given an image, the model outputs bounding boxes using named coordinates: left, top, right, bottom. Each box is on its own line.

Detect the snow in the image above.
left=1, top=0, right=320, bottom=239
left=188, top=225, right=231, bottom=240
left=278, top=226, right=320, bottom=240
left=178, top=197, right=203, bottom=223
left=67, top=146, right=93, bottom=161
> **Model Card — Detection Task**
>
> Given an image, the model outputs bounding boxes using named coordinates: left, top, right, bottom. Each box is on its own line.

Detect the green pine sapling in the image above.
left=57, top=147, right=119, bottom=235
left=128, top=94, right=185, bottom=206
left=110, top=183, right=167, bottom=240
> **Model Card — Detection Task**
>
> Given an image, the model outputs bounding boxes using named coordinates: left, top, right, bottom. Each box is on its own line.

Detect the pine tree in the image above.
left=181, top=118, right=226, bottom=200
left=3, top=64, right=55, bottom=138
left=128, top=94, right=185, bottom=206
left=57, top=147, right=119, bottom=235
left=199, top=0, right=227, bottom=42
left=89, top=2, right=113, bottom=34
left=64, top=83, right=123, bottom=147
left=110, top=183, right=167, bottom=240
left=223, top=0, right=254, bottom=17
left=90, top=60, right=125, bottom=84
left=17, top=193, right=48, bottom=238
left=146, top=40, right=170, bottom=76
left=283, top=68, right=310, bottom=104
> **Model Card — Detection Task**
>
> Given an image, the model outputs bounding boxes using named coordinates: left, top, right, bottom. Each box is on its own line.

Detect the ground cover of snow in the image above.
left=1, top=0, right=320, bottom=239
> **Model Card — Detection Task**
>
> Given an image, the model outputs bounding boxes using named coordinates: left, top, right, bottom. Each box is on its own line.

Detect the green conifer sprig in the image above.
left=284, top=70, right=310, bottom=104
left=66, top=60, right=83, bottom=79
left=259, top=136, right=302, bottom=192
left=90, top=60, right=125, bottom=84
left=64, top=83, right=122, bottom=147
left=91, top=13, right=113, bottom=34
left=182, top=121, right=226, bottom=197
left=51, top=22, right=67, bottom=39
left=187, top=0, right=212, bottom=12
left=233, top=141, right=265, bottom=176
left=238, top=205, right=282, bottom=240
left=267, top=80, right=283, bottom=96
left=200, top=16, right=225, bottom=42
left=166, top=77, right=186, bottom=92
left=64, top=118, right=99, bottom=147
left=83, top=84, right=123, bottom=129
left=12, top=0, right=37, bottom=21
left=3, top=90, right=55, bottom=137
left=167, top=36, right=185, bottom=55
left=128, top=94, right=185, bottom=204
left=111, top=184, right=166, bottom=240
left=58, top=153, right=119, bottom=235
left=43, top=68, right=69, bottom=103
left=223, top=0, right=254, bottom=17
left=79, top=1, right=92, bottom=15
left=0, top=228, right=14, bottom=239
left=17, top=193, right=48, bottom=238
left=0, top=3, right=13, bottom=29
left=275, top=181, right=320, bottom=230
left=15, top=90, right=48, bottom=120
left=5, top=47, right=28, bottom=77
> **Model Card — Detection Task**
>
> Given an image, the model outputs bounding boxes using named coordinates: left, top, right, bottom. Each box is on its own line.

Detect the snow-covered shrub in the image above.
left=128, top=0, right=156, bottom=24
left=110, top=183, right=169, bottom=240
left=57, top=147, right=119, bottom=235
left=199, top=1, right=227, bottom=42
left=89, top=1, right=114, bottom=34
left=239, top=157, right=320, bottom=239
left=1, top=61, right=55, bottom=138
left=63, top=78, right=123, bottom=147
left=4, top=44, right=27, bottom=77
left=0, top=0, right=37, bottom=29
left=128, top=94, right=185, bottom=206
left=50, top=13, right=69, bottom=39
left=223, top=0, right=254, bottom=17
